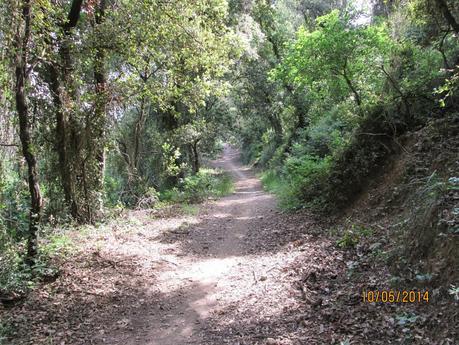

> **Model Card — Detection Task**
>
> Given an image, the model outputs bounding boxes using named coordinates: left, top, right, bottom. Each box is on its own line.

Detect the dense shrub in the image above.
left=160, top=168, right=234, bottom=204
left=0, top=167, right=29, bottom=241
left=262, top=154, right=332, bottom=210
left=261, top=102, right=420, bottom=212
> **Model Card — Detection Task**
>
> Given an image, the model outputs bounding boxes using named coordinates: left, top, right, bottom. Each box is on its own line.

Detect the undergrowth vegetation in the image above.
left=160, top=169, right=234, bottom=204
left=0, top=232, right=71, bottom=297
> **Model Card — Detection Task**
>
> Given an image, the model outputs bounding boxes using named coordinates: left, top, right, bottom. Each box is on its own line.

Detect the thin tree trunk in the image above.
left=62, top=0, right=84, bottom=221
left=90, top=0, right=108, bottom=221
left=262, top=90, right=283, bottom=143
left=438, top=30, right=451, bottom=70
left=342, top=68, right=362, bottom=107
left=133, top=95, right=146, bottom=171
left=161, top=103, right=184, bottom=186
left=381, top=65, right=412, bottom=121
left=14, top=0, right=43, bottom=265
left=192, top=140, right=200, bottom=174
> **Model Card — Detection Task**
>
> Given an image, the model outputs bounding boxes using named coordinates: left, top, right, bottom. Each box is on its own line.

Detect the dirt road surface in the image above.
left=101, top=145, right=331, bottom=345
left=3, top=146, right=340, bottom=345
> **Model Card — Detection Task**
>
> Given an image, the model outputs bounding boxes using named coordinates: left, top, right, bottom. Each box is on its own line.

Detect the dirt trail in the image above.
left=94, top=145, right=345, bottom=345
left=3, top=145, right=340, bottom=345
left=106, top=145, right=280, bottom=344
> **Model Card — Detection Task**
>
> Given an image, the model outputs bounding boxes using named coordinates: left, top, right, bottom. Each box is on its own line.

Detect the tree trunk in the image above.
left=41, top=0, right=84, bottom=221
left=87, top=0, right=109, bottom=222
left=262, top=91, right=283, bottom=143
left=44, top=64, right=77, bottom=215
left=62, top=0, right=85, bottom=222
left=45, top=0, right=109, bottom=223
left=133, top=95, right=146, bottom=171
left=14, top=0, right=43, bottom=265
left=191, top=140, right=200, bottom=174
left=435, top=0, right=459, bottom=34
left=438, top=30, right=451, bottom=70
left=269, top=113, right=283, bottom=144
left=381, top=65, right=412, bottom=121
left=161, top=104, right=184, bottom=186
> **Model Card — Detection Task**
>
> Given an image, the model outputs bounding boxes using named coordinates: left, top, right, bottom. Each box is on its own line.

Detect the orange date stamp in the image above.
left=362, top=290, right=429, bottom=303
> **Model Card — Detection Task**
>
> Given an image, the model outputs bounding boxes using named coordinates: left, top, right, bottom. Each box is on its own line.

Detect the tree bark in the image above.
left=191, top=140, right=200, bottom=174
left=438, top=30, right=451, bottom=70
left=262, top=90, right=283, bottom=143
left=161, top=102, right=184, bottom=186
left=89, top=0, right=109, bottom=221
left=434, top=0, right=459, bottom=34
left=41, top=0, right=84, bottom=221
left=62, top=0, right=84, bottom=221
left=133, top=95, right=146, bottom=171
left=44, top=64, right=77, bottom=215
left=14, top=0, right=43, bottom=265
left=44, top=0, right=110, bottom=223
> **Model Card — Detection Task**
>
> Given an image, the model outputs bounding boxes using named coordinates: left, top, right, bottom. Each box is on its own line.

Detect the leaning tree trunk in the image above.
left=14, top=0, right=43, bottom=265
left=342, top=67, right=362, bottom=107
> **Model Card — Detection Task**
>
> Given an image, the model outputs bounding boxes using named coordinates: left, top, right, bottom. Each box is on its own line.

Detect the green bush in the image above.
left=0, top=171, right=29, bottom=241
left=0, top=233, right=71, bottom=295
left=284, top=154, right=332, bottom=209
left=260, top=170, right=283, bottom=194
left=0, top=243, right=27, bottom=293
left=261, top=154, right=332, bottom=210
left=160, top=168, right=234, bottom=204
left=104, top=173, right=124, bottom=207
left=336, top=224, right=373, bottom=249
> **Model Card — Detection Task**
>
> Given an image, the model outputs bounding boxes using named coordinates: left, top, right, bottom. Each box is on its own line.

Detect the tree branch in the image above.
left=381, top=64, right=412, bottom=119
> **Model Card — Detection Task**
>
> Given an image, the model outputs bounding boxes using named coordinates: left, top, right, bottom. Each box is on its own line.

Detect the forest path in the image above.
left=3, top=146, right=339, bottom=345
left=105, top=145, right=281, bottom=344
